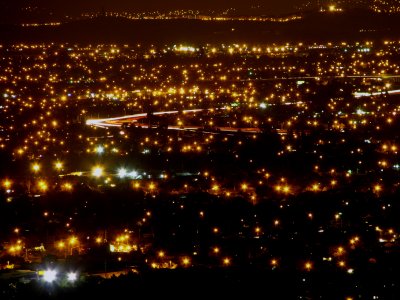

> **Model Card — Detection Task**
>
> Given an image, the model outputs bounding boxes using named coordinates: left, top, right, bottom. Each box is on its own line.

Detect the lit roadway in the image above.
left=354, top=89, right=400, bottom=98
left=87, top=109, right=206, bottom=128
left=86, top=108, right=281, bottom=134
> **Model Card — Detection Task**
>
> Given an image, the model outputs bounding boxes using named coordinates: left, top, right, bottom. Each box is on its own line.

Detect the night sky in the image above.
left=2, top=0, right=311, bottom=15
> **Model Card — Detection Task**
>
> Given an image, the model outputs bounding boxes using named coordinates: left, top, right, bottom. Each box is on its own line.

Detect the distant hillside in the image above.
left=1, top=10, right=400, bottom=44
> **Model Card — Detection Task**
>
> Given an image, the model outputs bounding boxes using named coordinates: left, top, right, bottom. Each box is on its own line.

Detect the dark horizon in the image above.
left=0, top=0, right=351, bottom=17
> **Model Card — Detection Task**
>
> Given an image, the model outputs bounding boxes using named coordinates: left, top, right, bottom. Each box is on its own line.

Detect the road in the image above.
left=86, top=108, right=285, bottom=134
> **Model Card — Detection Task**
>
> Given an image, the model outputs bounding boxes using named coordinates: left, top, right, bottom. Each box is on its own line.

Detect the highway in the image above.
left=86, top=109, right=206, bottom=128
left=354, top=89, right=400, bottom=98
left=85, top=108, right=277, bottom=134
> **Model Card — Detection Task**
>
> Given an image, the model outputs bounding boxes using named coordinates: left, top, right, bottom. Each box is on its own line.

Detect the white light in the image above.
left=356, top=109, right=366, bottom=115
left=118, top=168, right=127, bottom=178
left=67, top=272, right=77, bottom=282
left=43, top=270, right=57, bottom=283
left=259, top=103, right=267, bottom=109
left=354, top=92, right=371, bottom=98
left=96, top=146, right=104, bottom=154
left=92, top=167, right=103, bottom=178
left=129, top=170, right=138, bottom=179
left=175, top=45, right=196, bottom=52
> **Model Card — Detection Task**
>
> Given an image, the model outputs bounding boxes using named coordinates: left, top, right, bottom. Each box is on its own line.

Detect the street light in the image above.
left=305, top=261, right=313, bottom=271
left=96, top=145, right=104, bottom=154
left=69, top=237, right=79, bottom=255
left=118, top=168, right=127, bottom=178
left=271, top=259, right=278, bottom=267
left=37, top=180, right=48, bottom=192
left=32, top=163, right=40, bottom=173
left=54, top=161, right=63, bottom=171
left=43, top=270, right=57, bottom=283
left=223, top=257, right=231, bottom=266
left=2, top=179, right=12, bottom=189
left=182, top=257, right=191, bottom=266
left=67, top=272, right=78, bottom=282
left=92, top=166, right=104, bottom=178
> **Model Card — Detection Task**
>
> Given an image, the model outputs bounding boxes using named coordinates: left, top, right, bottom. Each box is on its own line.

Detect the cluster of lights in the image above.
left=80, top=10, right=302, bottom=23
left=0, top=40, right=399, bottom=298
left=110, top=233, right=138, bottom=253
left=117, top=168, right=138, bottom=179
left=42, top=269, right=78, bottom=283
left=3, top=157, right=400, bottom=198
left=371, top=0, right=400, bottom=13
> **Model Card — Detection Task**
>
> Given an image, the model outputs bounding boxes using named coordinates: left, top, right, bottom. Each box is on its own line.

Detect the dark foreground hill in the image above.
left=1, top=10, right=400, bottom=44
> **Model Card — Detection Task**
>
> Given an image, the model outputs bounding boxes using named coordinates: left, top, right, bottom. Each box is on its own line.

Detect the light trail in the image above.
left=86, top=109, right=206, bottom=128
left=85, top=108, right=283, bottom=134
left=354, top=89, right=400, bottom=98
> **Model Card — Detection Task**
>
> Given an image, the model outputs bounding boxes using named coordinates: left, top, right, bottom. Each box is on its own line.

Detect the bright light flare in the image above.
left=67, top=272, right=78, bottom=282
left=43, top=270, right=57, bottom=283
left=3, top=179, right=12, bottom=189
left=117, top=168, right=127, bottom=178
left=62, top=182, right=73, bottom=191
left=149, top=182, right=156, bottom=191
left=92, top=166, right=104, bottom=178
left=373, top=184, right=382, bottom=192
left=182, top=257, right=191, bottom=266
left=38, top=180, right=48, bottom=192
left=54, top=161, right=63, bottom=170
left=32, top=163, right=40, bottom=172
left=96, top=146, right=104, bottom=154
left=305, top=262, right=313, bottom=271
left=129, top=170, right=138, bottom=179
left=69, top=237, right=77, bottom=245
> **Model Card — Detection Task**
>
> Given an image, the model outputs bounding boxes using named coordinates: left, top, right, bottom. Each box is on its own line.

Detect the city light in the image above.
left=117, top=168, right=128, bottom=178
left=96, top=146, right=105, bottom=154
left=32, top=163, right=41, bottom=173
left=223, top=257, right=231, bottom=266
left=67, top=272, right=78, bottom=282
left=374, top=184, right=382, bottom=193
left=62, top=182, right=73, bottom=191
left=2, top=179, right=12, bottom=189
left=54, top=161, right=63, bottom=171
left=37, top=180, right=48, bottom=192
left=182, top=257, right=191, bottom=266
left=129, top=170, right=138, bottom=179
left=43, top=270, right=57, bottom=283
left=1, top=17, right=400, bottom=298
left=92, top=166, right=104, bottom=178
left=305, top=262, right=313, bottom=271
